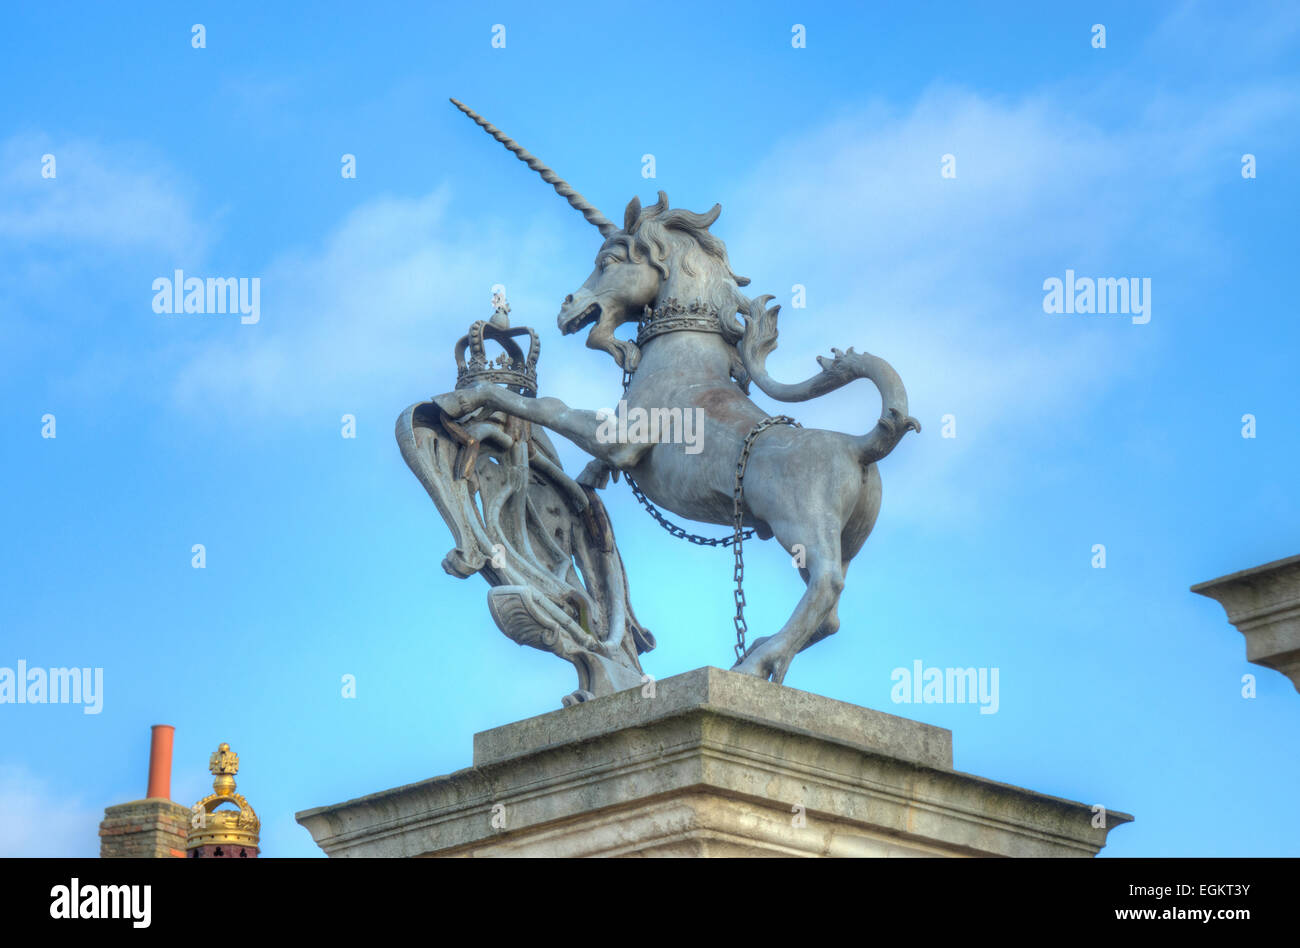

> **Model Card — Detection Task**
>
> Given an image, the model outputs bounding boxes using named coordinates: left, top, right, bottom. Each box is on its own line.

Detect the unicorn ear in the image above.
left=701, top=203, right=721, bottom=228
left=623, top=196, right=642, bottom=233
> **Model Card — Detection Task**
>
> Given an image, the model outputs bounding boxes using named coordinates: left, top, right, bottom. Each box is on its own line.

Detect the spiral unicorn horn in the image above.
left=449, top=98, right=617, bottom=237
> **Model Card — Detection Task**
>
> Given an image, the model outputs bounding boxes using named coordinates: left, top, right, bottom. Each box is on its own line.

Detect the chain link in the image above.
left=620, top=366, right=743, bottom=546
left=730, top=415, right=800, bottom=662
left=618, top=365, right=800, bottom=664
left=624, top=473, right=750, bottom=547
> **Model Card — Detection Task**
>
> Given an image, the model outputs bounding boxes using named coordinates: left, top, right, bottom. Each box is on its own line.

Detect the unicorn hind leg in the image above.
left=732, top=524, right=845, bottom=684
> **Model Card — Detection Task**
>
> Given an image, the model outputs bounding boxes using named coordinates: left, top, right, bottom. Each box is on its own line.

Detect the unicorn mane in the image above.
left=612, top=191, right=750, bottom=345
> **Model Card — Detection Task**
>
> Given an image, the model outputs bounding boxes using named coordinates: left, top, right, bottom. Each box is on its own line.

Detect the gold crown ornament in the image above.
left=186, top=743, right=260, bottom=856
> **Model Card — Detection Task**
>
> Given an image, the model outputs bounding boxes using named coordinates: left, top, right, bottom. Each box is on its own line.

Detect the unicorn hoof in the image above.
left=561, top=689, right=596, bottom=707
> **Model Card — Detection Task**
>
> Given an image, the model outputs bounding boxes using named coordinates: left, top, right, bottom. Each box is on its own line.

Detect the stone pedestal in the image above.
left=296, top=667, right=1132, bottom=857
left=99, top=799, right=190, bottom=858
left=1193, top=553, right=1300, bottom=693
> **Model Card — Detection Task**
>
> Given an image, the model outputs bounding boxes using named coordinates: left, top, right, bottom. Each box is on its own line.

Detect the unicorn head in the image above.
left=557, top=191, right=749, bottom=370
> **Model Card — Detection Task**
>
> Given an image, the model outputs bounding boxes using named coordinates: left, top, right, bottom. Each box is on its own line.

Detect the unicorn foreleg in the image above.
left=433, top=383, right=648, bottom=469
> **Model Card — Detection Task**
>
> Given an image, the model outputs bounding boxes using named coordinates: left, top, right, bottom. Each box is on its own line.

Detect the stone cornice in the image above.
left=1193, top=554, right=1300, bottom=693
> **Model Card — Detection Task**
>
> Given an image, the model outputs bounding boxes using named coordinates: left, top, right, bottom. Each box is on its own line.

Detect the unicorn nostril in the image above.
left=564, top=294, right=574, bottom=305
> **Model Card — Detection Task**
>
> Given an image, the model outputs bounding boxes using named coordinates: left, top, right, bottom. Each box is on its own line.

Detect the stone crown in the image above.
left=454, top=297, right=540, bottom=396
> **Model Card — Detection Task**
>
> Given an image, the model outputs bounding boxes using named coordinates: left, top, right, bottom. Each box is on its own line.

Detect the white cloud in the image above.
left=0, top=134, right=208, bottom=259
left=0, top=134, right=212, bottom=378
left=1143, top=1, right=1300, bottom=70
left=169, top=186, right=613, bottom=433
left=140, top=70, right=1296, bottom=521
left=719, top=80, right=1298, bottom=522
left=0, top=762, right=102, bottom=857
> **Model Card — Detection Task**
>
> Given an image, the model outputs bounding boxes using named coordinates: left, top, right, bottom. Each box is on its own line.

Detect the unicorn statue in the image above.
left=432, top=99, right=920, bottom=685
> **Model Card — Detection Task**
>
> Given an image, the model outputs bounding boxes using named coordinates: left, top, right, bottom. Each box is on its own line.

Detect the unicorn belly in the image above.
left=627, top=443, right=739, bottom=527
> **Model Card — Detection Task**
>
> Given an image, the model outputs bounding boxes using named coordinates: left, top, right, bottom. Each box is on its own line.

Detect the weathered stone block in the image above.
left=296, top=667, right=1131, bottom=858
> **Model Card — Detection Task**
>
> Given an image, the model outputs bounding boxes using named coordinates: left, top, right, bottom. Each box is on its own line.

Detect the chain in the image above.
left=730, top=415, right=800, bottom=662
left=620, top=366, right=746, bottom=547
left=617, top=366, right=800, bottom=664
left=624, top=474, right=747, bottom=547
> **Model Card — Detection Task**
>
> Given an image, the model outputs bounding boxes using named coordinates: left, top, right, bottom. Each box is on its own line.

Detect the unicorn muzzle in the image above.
left=558, top=300, right=602, bottom=335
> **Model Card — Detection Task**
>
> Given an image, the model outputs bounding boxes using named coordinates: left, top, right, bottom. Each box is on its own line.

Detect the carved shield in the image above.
left=396, top=400, right=653, bottom=704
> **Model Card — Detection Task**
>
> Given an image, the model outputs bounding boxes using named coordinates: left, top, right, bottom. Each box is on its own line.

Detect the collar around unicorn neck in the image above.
left=636, top=298, right=724, bottom=348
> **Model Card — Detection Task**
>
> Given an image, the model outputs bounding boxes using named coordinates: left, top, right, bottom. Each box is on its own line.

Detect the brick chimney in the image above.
left=99, top=725, right=190, bottom=858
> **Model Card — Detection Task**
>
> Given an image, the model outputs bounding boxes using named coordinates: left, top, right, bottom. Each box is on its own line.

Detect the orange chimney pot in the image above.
left=146, top=724, right=175, bottom=800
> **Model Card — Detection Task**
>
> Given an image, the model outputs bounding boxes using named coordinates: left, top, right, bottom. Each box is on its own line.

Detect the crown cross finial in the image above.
left=209, top=742, right=239, bottom=776
left=490, top=290, right=511, bottom=329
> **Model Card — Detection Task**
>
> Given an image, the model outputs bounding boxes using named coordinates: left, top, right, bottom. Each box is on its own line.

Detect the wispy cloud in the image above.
left=0, top=762, right=102, bottom=857
left=169, top=188, right=592, bottom=422
left=150, top=73, right=1300, bottom=522
left=0, top=134, right=208, bottom=259
left=18, top=29, right=1295, bottom=526
left=720, top=79, right=1298, bottom=522
left=0, top=134, right=212, bottom=378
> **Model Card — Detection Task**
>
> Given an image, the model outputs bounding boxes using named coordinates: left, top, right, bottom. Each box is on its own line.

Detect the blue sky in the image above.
left=1, top=1, right=1297, bottom=857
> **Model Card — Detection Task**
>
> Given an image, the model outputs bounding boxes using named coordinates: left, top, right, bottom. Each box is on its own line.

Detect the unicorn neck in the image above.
left=657, top=273, right=742, bottom=317
left=636, top=327, right=734, bottom=380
